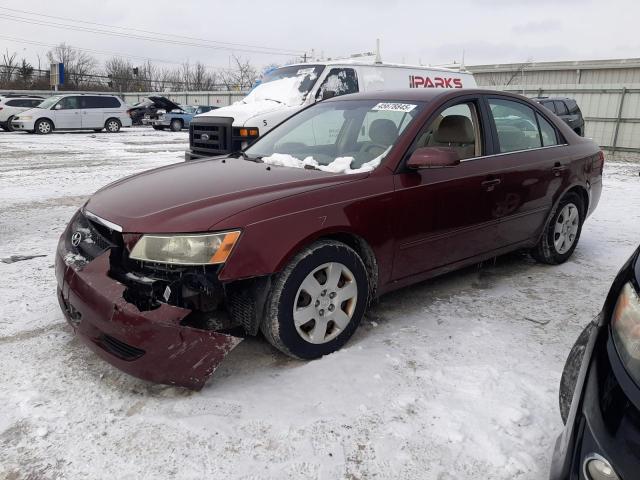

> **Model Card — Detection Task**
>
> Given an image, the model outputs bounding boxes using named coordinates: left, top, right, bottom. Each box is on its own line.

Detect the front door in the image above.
left=391, top=98, right=505, bottom=280
left=53, top=96, right=81, bottom=129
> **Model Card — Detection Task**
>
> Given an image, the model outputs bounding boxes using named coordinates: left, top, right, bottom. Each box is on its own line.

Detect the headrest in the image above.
left=369, top=118, right=397, bottom=145
left=434, top=115, right=475, bottom=144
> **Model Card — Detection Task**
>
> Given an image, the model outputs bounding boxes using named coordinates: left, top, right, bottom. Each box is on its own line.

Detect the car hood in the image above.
left=196, top=100, right=299, bottom=125
left=84, top=158, right=366, bottom=233
left=15, top=107, right=44, bottom=117
left=148, top=96, right=182, bottom=112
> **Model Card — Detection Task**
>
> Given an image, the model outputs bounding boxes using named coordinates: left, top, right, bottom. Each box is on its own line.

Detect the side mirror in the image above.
left=406, top=147, right=460, bottom=169
left=53, top=104, right=62, bottom=110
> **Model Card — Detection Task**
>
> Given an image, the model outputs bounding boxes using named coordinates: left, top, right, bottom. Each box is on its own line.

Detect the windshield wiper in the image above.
left=264, top=98, right=284, bottom=104
left=238, top=151, right=263, bottom=163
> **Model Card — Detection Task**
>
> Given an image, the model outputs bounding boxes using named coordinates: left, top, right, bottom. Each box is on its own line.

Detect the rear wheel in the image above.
left=105, top=118, right=121, bottom=133
left=261, top=240, right=369, bottom=359
left=532, top=192, right=584, bottom=264
left=170, top=119, right=183, bottom=132
left=35, top=119, right=53, bottom=135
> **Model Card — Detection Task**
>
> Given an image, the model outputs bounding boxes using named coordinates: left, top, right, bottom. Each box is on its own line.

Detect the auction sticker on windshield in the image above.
left=372, top=102, right=417, bottom=112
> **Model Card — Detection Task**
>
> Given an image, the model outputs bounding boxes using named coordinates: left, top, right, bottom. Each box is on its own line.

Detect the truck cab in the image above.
left=185, top=61, right=476, bottom=160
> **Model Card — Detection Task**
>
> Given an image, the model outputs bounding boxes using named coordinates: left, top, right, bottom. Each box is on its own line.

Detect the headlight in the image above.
left=129, top=231, right=241, bottom=265
left=611, top=282, right=640, bottom=383
left=16, top=116, right=31, bottom=120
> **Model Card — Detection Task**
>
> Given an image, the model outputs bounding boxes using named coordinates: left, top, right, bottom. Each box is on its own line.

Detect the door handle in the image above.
left=481, top=178, right=501, bottom=191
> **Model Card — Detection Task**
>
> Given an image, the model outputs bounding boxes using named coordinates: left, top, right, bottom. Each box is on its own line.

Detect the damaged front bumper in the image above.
left=55, top=215, right=244, bottom=390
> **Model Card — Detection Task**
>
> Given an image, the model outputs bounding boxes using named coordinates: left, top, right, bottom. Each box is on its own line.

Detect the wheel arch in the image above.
left=536, top=183, right=589, bottom=245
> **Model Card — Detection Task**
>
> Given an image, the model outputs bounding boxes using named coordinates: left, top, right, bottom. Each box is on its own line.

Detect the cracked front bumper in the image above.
left=55, top=251, right=242, bottom=389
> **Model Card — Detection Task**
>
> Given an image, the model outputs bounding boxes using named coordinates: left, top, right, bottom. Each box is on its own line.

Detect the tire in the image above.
left=152, top=126, right=165, bottom=131
left=532, top=192, right=584, bottom=264
left=261, top=240, right=369, bottom=359
left=559, top=323, right=594, bottom=424
left=105, top=118, right=121, bottom=133
left=170, top=119, right=183, bottom=132
left=5, top=116, right=15, bottom=132
left=34, top=119, right=53, bottom=135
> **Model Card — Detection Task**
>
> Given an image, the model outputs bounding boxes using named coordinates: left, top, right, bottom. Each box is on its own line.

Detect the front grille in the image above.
left=189, top=116, right=233, bottom=155
left=96, top=334, right=145, bottom=361
left=62, top=211, right=120, bottom=268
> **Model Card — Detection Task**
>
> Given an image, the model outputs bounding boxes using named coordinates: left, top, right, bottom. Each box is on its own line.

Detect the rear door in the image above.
left=485, top=96, right=569, bottom=247
left=81, top=96, right=105, bottom=128
left=391, top=95, right=505, bottom=280
left=53, top=96, right=82, bottom=128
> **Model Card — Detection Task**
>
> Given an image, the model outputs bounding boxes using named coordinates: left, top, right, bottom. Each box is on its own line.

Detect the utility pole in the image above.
left=375, top=38, right=382, bottom=64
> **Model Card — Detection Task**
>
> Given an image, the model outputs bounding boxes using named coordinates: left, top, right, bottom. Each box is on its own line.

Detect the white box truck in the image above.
left=185, top=60, right=476, bottom=160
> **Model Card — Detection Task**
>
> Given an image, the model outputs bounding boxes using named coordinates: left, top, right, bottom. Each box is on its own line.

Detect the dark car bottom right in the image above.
left=551, top=246, right=640, bottom=480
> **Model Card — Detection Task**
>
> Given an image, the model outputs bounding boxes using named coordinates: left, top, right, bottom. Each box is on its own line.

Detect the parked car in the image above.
left=533, top=97, right=585, bottom=136
left=150, top=104, right=216, bottom=131
left=185, top=60, right=477, bottom=160
left=551, top=246, right=640, bottom=480
left=11, top=94, right=132, bottom=134
left=0, top=95, right=44, bottom=131
left=56, top=89, right=603, bottom=389
left=127, top=96, right=185, bottom=126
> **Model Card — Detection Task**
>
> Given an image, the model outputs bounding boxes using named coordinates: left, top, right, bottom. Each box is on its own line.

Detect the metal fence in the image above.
left=0, top=89, right=248, bottom=108
left=474, top=82, right=640, bottom=155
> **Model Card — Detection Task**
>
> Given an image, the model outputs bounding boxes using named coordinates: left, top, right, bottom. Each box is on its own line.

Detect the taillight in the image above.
left=595, top=150, right=605, bottom=174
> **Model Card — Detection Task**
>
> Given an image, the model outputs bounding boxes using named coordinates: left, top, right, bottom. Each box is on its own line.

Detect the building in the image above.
left=468, top=58, right=640, bottom=154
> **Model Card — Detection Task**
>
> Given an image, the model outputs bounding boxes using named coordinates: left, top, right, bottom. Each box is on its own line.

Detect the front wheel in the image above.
left=170, top=119, right=183, bottom=132
left=5, top=116, right=15, bottom=132
left=35, top=119, right=53, bottom=135
left=532, top=192, right=584, bottom=264
left=261, top=240, right=369, bottom=359
left=105, top=118, right=121, bottom=133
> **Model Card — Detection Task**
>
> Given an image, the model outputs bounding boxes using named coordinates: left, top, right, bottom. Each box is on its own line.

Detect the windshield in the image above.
left=244, top=99, right=424, bottom=174
left=182, top=106, right=196, bottom=114
left=242, top=64, right=325, bottom=107
left=37, top=96, right=62, bottom=109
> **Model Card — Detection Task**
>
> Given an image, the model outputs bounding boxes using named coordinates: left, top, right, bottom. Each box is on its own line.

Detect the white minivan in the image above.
left=185, top=60, right=476, bottom=159
left=11, top=94, right=132, bottom=134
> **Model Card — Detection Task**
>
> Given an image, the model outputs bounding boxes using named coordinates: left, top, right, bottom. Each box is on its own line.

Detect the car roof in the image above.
left=325, top=88, right=530, bottom=103
left=532, top=97, right=575, bottom=101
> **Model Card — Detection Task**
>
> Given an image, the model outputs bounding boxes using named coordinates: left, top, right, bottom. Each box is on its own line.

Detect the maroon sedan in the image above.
left=56, top=89, right=603, bottom=388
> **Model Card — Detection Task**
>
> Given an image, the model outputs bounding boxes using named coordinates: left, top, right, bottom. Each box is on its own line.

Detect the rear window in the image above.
left=540, top=101, right=556, bottom=114
left=82, top=96, right=121, bottom=109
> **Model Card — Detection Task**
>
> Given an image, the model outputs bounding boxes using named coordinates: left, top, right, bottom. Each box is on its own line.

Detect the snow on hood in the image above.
left=261, top=147, right=390, bottom=175
left=242, top=76, right=307, bottom=107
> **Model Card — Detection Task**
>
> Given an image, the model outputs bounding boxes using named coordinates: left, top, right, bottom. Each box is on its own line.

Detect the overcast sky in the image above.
left=0, top=0, right=638, bottom=72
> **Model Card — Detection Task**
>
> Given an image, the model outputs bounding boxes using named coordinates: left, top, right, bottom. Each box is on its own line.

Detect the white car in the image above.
left=11, top=94, right=132, bottom=134
left=0, top=95, right=44, bottom=131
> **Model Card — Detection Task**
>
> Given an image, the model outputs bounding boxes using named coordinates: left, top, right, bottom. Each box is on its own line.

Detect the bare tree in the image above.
left=190, top=62, right=217, bottom=91
left=47, top=43, right=98, bottom=88
left=17, top=59, right=34, bottom=87
left=220, top=55, right=258, bottom=90
left=0, top=50, right=19, bottom=85
left=104, top=57, right=135, bottom=92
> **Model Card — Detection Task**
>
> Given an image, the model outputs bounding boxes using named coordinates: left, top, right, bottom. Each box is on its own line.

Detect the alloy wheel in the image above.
left=293, top=262, right=358, bottom=344
left=554, top=203, right=580, bottom=254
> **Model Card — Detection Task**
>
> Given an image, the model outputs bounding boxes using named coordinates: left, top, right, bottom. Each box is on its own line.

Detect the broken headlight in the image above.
left=129, top=231, right=240, bottom=265
left=611, top=282, right=640, bottom=385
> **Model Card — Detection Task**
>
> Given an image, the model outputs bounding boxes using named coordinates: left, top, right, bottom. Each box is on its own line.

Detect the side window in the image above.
left=536, top=113, right=559, bottom=147
left=489, top=98, right=542, bottom=153
left=566, top=100, right=580, bottom=115
left=5, top=99, right=23, bottom=107
left=541, top=101, right=556, bottom=114
left=554, top=101, right=569, bottom=116
left=29, top=99, right=42, bottom=107
left=83, top=96, right=120, bottom=108
left=58, top=96, right=80, bottom=110
left=415, top=102, right=480, bottom=160
left=317, top=68, right=359, bottom=99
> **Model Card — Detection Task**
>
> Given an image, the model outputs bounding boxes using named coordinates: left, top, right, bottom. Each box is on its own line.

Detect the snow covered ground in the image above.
left=0, top=128, right=639, bottom=479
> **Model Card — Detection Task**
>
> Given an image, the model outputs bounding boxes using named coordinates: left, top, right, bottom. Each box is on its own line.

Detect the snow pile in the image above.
left=262, top=147, right=390, bottom=174
left=242, top=76, right=307, bottom=107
